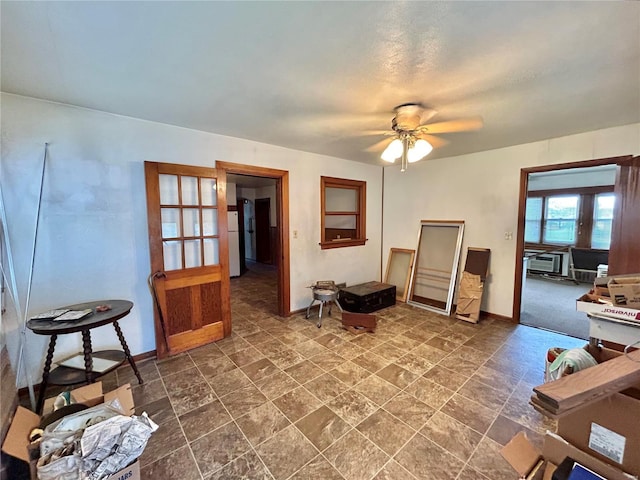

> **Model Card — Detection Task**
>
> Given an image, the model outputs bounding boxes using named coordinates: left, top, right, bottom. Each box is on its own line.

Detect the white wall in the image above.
left=383, top=123, right=639, bottom=318
left=1, top=93, right=383, bottom=386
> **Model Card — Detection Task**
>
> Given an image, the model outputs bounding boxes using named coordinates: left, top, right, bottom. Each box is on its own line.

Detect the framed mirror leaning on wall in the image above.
left=408, top=220, right=465, bottom=316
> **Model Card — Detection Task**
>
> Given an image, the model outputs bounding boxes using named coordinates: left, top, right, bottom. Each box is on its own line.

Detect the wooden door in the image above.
left=609, top=156, right=640, bottom=274
left=144, top=161, right=231, bottom=359
left=255, top=198, right=271, bottom=264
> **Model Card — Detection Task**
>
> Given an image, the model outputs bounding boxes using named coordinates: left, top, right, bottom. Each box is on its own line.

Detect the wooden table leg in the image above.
left=36, top=334, right=57, bottom=414
left=81, top=329, right=94, bottom=384
left=113, top=321, right=143, bottom=384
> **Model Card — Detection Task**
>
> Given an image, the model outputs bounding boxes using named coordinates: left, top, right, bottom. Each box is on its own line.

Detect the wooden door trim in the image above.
left=512, top=155, right=633, bottom=324
left=215, top=161, right=291, bottom=316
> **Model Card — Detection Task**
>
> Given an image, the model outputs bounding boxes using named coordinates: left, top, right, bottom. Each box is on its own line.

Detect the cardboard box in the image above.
left=501, top=432, right=637, bottom=480
left=1, top=382, right=140, bottom=480
left=557, top=392, right=640, bottom=476
left=530, top=345, right=640, bottom=477
left=608, top=277, right=640, bottom=308
left=576, top=295, right=640, bottom=322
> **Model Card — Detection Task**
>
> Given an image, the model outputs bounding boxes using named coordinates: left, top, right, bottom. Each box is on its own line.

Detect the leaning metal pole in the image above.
left=0, top=185, right=36, bottom=406
left=16, top=143, right=49, bottom=409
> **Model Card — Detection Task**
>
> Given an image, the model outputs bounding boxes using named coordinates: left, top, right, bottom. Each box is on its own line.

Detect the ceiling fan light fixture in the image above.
left=407, top=139, right=433, bottom=163
left=381, top=138, right=403, bottom=163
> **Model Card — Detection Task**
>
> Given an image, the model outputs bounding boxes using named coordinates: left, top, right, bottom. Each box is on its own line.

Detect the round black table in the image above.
left=27, top=299, right=143, bottom=413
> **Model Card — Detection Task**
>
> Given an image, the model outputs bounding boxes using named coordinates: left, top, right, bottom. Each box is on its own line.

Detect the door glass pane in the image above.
left=592, top=193, right=615, bottom=249
left=204, top=238, right=220, bottom=265
left=543, top=195, right=579, bottom=244
left=181, top=176, right=199, bottom=206
left=325, top=187, right=357, bottom=212
left=184, top=239, right=202, bottom=268
left=202, top=209, right=218, bottom=236
left=161, top=208, right=181, bottom=238
left=159, top=174, right=179, bottom=205
left=524, top=197, right=542, bottom=243
left=183, top=208, right=200, bottom=237
left=163, top=240, right=182, bottom=271
left=201, top=178, right=217, bottom=206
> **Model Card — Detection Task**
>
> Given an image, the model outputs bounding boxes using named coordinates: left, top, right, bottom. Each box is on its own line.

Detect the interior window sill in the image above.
left=319, top=239, right=367, bottom=250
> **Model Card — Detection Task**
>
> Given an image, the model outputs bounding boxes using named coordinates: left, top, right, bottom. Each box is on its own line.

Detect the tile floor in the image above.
left=110, top=264, right=583, bottom=480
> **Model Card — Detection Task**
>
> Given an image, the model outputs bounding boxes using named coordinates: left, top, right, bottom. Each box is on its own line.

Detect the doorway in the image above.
left=512, top=155, right=633, bottom=335
left=217, top=162, right=290, bottom=317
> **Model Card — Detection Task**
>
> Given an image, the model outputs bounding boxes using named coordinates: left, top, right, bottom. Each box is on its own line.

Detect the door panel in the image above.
left=145, top=161, right=231, bottom=359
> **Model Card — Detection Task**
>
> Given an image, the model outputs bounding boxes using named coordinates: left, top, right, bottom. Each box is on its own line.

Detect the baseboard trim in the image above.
left=480, top=310, right=515, bottom=323
left=292, top=304, right=514, bottom=324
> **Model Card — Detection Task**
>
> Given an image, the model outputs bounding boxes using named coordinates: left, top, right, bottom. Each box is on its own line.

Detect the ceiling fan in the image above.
left=364, top=103, right=483, bottom=172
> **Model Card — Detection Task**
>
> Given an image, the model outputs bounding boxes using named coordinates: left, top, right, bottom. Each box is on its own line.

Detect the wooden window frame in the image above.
left=525, top=185, right=614, bottom=250
left=320, top=176, right=367, bottom=249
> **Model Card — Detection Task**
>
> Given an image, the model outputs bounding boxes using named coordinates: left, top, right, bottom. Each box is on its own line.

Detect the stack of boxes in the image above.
left=2, top=382, right=152, bottom=480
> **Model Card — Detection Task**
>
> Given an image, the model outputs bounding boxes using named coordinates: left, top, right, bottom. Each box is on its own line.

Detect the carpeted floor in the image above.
left=520, top=275, right=590, bottom=340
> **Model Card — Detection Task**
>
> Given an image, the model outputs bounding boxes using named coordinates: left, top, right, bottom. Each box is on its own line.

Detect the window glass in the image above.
left=592, top=193, right=615, bottom=249
left=163, top=240, right=182, bottom=271
left=181, top=176, right=199, bottom=206
left=524, top=197, right=542, bottom=243
left=203, top=238, right=219, bottom=266
left=161, top=208, right=181, bottom=238
left=325, top=214, right=357, bottom=229
left=325, top=187, right=357, bottom=212
left=543, top=195, right=579, bottom=244
left=200, top=178, right=217, bottom=206
left=182, top=208, right=200, bottom=237
left=159, top=174, right=179, bottom=205
left=184, top=239, right=202, bottom=268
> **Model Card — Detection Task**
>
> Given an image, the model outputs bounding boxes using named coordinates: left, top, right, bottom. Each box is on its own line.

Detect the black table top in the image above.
left=27, top=299, right=133, bottom=335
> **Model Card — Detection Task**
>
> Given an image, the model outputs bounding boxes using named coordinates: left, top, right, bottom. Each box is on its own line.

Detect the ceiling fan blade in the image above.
left=416, top=133, right=450, bottom=149
left=365, top=137, right=395, bottom=153
left=344, top=129, right=394, bottom=137
left=420, top=108, right=438, bottom=123
left=416, top=116, right=483, bottom=134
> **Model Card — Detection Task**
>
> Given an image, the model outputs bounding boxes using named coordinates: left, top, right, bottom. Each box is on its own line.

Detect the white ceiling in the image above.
left=2, top=1, right=639, bottom=166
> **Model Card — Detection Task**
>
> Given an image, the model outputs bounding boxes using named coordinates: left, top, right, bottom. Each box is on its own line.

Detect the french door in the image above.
left=144, top=161, right=231, bottom=359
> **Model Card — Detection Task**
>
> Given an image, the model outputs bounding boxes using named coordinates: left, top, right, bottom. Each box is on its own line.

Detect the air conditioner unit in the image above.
left=529, top=254, right=561, bottom=273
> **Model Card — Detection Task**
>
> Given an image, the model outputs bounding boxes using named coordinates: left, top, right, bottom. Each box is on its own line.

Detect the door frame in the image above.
left=512, top=155, right=632, bottom=323
left=216, top=161, right=290, bottom=316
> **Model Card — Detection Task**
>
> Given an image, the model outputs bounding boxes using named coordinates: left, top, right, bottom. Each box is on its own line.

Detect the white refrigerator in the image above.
left=228, top=211, right=240, bottom=277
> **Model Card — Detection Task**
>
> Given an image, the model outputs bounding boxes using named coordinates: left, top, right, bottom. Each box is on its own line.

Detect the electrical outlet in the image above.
left=504, top=231, right=513, bottom=240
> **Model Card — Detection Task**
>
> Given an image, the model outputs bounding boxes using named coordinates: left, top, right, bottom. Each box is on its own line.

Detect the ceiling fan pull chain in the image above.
left=401, top=135, right=409, bottom=173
